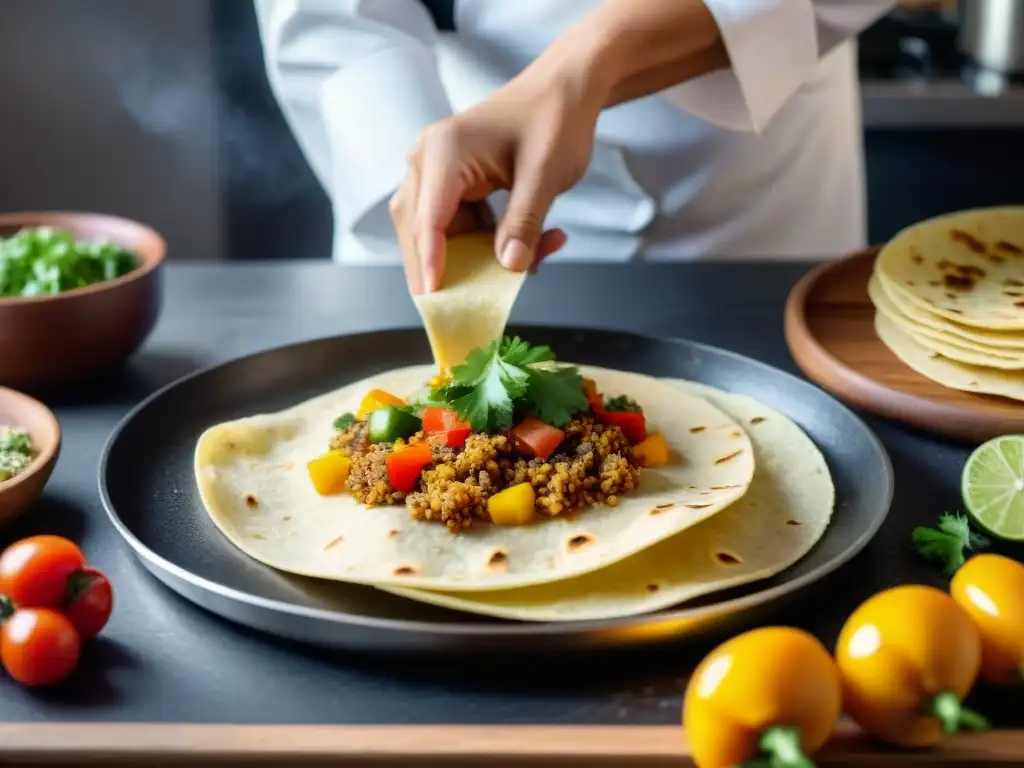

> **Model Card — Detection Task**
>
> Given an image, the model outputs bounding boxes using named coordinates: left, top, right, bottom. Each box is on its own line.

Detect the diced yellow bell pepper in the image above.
left=487, top=482, right=536, bottom=526
left=306, top=450, right=351, bottom=495
left=356, top=389, right=408, bottom=419
left=634, top=431, right=669, bottom=468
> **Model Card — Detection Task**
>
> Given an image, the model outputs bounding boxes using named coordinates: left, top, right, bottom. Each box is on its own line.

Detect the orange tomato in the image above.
left=0, top=535, right=87, bottom=608
left=683, top=627, right=842, bottom=768
left=0, top=607, right=81, bottom=686
left=835, top=585, right=986, bottom=747
left=951, top=553, right=1024, bottom=685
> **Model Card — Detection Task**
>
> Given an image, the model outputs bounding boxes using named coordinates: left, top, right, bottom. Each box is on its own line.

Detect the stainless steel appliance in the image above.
left=959, top=0, right=1024, bottom=75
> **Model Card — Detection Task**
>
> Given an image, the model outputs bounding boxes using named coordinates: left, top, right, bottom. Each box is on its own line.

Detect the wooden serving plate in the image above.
left=784, top=249, right=1024, bottom=444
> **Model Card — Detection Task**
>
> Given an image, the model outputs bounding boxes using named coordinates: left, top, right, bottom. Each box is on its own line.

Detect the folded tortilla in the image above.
left=379, top=380, right=834, bottom=621
left=194, top=365, right=755, bottom=592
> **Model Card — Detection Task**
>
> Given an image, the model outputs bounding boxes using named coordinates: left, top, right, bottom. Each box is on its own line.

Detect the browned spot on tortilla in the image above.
left=730, top=431, right=743, bottom=438
left=750, top=417, right=766, bottom=425
left=949, top=308, right=963, bottom=314
left=988, top=254, right=1006, bottom=264
left=710, top=485, right=742, bottom=491
left=1016, top=301, right=1024, bottom=309
left=996, top=240, right=1023, bottom=255
left=650, top=504, right=674, bottom=515
left=716, top=552, right=742, bottom=565
left=227, top=441, right=237, bottom=450
left=646, top=584, right=659, bottom=593
left=393, top=565, right=418, bottom=576
left=944, top=274, right=975, bottom=291
left=1005, top=278, right=1024, bottom=287
left=689, top=426, right=706, bottom=434
left=715, top=450, right=744, bottom=465
left=685, top=504, right=713, bottom=509
left=566, top=534, right=595, bottom=553
left=937, top=259, right=953, bottom=270
left=950, top=228, right=987, bottom=254
left=945, top=292, right=958, bottom=300
left=486, top=550, right=509, bottom=572
left=906, top=280, right=916, bottom=287
left=929, top=280, right=941, bottom=287
left=244, top=494, right=259, bottom=509
left=281, top=515, right=292, bottom=521
left=1005, top=292, right=1023, bottom=298
left=251, top=533, right=266, bottom=540
left=786, top=520, right=802, bottom=526
left=925, top=298, right=935, bottom=305
left=324, top=536, right=344, bottom=550
left=388, top=529, right=400, bottom=537
left=911, top=253, right=924, bottom=265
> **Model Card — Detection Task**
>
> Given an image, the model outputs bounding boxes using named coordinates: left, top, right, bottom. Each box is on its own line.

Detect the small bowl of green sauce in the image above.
left=0, top=212, right=166, bottom=393
left=0, top=387, right=60, bottom=526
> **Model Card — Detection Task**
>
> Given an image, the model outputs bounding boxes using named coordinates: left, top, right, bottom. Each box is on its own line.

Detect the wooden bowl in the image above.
left=0, top=212, right=166, bottom=392
left=0, top=387, right=60, bottom=526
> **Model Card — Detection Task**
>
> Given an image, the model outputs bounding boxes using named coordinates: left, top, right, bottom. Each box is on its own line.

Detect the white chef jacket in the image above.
left=254, top=0, right=893, bottom=263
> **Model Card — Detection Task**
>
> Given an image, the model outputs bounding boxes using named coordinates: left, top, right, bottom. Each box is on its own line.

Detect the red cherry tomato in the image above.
left=63, top=567, right=113, bottom=638
left=1, top=608, right=81, bottom=686
left=0, top=536, right=87, bottom=608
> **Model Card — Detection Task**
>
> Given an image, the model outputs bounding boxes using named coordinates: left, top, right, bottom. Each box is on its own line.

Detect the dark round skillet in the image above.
left=99, top=326, right=893, bottom=654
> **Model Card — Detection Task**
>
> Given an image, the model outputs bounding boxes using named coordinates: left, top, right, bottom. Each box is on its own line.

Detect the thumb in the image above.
left=496, top=163, right=558, bottom=273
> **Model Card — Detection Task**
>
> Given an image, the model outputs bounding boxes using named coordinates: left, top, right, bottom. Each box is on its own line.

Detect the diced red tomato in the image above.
left=427, top=427, right=472, bottom=449
left=386, top=442, right=434, bottom=493
left=422, top=407, right=469, bottom=434
left=599, top=410, right=646, bottom=444
left=510, top=417, right=565, bottom=461
left=422, top=407, right=471, bottom=449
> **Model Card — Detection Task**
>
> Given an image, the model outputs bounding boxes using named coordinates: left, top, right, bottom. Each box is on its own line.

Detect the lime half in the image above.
left=962, top=435, right=1024, bottom=541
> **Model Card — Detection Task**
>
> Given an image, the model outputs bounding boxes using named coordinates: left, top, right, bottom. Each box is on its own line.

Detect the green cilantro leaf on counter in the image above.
left=912, top=513, right=990, bottom=576
left=439, top=336, right=587, bottom=433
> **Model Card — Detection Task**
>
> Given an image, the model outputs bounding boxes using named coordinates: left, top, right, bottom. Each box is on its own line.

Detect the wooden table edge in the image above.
left=0, top=724, right=1019, bottom=765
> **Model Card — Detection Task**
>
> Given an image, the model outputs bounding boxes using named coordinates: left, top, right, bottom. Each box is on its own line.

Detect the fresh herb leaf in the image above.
left=440, top=337, right=588, bottom=433
left=525, top=366, right=589, bottom=428
left=0, top=227, right=140, bottom=298
left=407, top=386, right=448, bottom=411
left=912, top=513, right=990, bottom=575
left=333, top=413, right=356, bottom=430
left=604, top=395, right=642, bottom=413
left=0, top=429, right=31, bottom=455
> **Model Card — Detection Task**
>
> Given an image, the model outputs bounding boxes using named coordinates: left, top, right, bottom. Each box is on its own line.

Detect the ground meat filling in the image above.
left=332, top=415, right=641, bottom=532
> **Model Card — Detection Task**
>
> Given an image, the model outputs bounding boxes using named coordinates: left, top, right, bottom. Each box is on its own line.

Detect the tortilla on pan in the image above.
left=876, top=206, right=1024, bottom=331
left=380, top=380, right=834, bottom=622
left=875, top=313, right=1024, bottom=402
left=194, top=365, right=755, bottom=592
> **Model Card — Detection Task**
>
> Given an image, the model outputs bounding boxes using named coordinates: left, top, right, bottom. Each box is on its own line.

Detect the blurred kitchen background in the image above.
left=0, top=0, right=1022, bottom=260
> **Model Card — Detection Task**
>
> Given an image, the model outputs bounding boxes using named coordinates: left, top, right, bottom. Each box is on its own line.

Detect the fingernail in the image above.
left=422, top=263, right=438, bottom=294
left=499, top=239, right=533, bottom=272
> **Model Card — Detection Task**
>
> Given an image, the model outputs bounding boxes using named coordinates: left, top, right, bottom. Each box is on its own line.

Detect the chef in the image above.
left=255, top=0, right=894, bottom=293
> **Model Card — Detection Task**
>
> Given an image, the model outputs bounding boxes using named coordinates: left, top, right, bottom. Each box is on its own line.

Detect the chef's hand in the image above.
left=389, top=61, right=603, bottom=295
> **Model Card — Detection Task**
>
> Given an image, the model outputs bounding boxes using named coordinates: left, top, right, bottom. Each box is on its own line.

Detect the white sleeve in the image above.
left=254, top=0, right=454, bottom=241
left=662, top=0, right=894, bottom=132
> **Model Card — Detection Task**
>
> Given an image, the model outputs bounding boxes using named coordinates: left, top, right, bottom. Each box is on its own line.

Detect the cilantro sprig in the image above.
left=912, top=513, right=990, bottom=576
left=433, top=337, right=589, bottom=433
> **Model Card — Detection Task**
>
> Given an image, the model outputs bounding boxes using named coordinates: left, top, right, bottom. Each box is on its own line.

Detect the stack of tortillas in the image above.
left=869, top=207, right=1024, bottom=402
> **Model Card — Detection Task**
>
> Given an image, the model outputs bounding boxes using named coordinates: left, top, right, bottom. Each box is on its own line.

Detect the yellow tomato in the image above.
left=951, top=554, right=1024, bottom=685
left=634, top=432, right=669, bottom=468
left=306, top=451, right=350, bottom=495
left=835, top=585, right=986, bottom=747
left=683, top=627, right=841, bottom=768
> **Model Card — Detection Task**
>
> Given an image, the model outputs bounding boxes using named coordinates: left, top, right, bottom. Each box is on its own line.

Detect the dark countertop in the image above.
left=4, top=260, right=1019, bottom=726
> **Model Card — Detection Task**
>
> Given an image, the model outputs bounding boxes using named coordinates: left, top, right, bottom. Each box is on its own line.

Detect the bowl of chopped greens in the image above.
left=0, top=212, right=166, bottom=391
left=0, top=387, right=60, bottom=526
